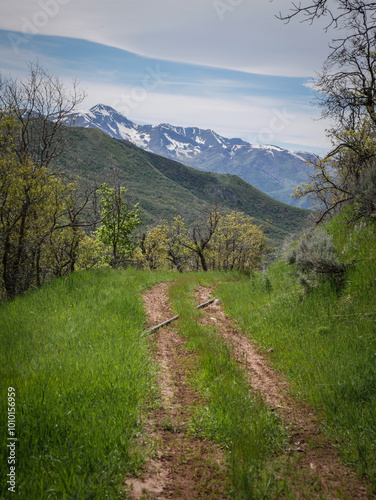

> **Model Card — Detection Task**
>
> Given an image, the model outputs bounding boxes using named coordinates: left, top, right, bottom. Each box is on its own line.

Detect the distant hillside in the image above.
left=63, top=104, right=314, bottom=208
left=56, top=126, right=310, bottom=247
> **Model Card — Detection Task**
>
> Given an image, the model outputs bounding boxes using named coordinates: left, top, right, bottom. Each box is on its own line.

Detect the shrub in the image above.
left=285, top=229, right=346, bottom=288
left=351, top=166, right=376, bottom=221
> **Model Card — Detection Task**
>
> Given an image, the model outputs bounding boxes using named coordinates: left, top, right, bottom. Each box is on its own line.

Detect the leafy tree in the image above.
left=210, top=212, right=268, bottom=270
left=135, top=210, right=268, bottom=272
left=164, top=215, right=191, bottom=272
left=0, top=116, right=87, bottom=297
left=136, top=216, right=191, bottom=271
left=96, top=184, right=142, bottom=265
left=0, top=67, right=98, bottom=298
left=137, top=224, right=169, bottom=270
left=75, top=234, right=109, bottom=271
left=351, top=163, right=376, bottom=219
left=294, top=120, right=376, bottom=221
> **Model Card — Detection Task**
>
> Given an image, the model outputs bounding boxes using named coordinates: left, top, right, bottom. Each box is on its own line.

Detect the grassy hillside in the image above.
left=0, top=268, right=283, bottom=499
left=217, top=212, right=376, bottom=488
left=56, top=127, right=310, bottom=246
left=2, top=212, right=375, bottom=496
left=0, top=268, right=176, bottom=498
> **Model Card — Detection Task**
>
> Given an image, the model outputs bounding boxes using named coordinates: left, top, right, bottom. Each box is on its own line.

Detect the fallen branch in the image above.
left=141, top=298, right=216, bottom=337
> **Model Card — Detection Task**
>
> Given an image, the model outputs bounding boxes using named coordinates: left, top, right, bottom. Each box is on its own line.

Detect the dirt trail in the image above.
left=124, top=282, right=373, bottom=499
left=124, top=283, right=227, bottom=499
left=195, top=285, right=373, bottom=500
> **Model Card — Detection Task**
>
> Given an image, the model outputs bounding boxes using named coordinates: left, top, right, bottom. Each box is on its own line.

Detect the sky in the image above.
left=0, top=0, right=336, bottom=154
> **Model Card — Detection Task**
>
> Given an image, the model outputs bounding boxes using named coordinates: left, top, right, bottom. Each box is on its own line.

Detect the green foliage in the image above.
left=0, top=114, right=143, bottom=298
left=96, top=183, right=142, bottom=266
left=75, top=234, right=110, bottom=270
left=54, top=126, right=310, bottom=248
left=218, top=216, right=376, bottom=488
left=0, top=113, right=88, bottom=298
left=209, top=211, right=269, bottom=271
left=351, top=164, right=376, bottom=220
left=135, top=210, right=269, bottom=273
left=0, top=268, right=176, bottom=498
left=135, top=215, right=190, bottom=271
left=285, top=228, right=346, bottom=288
left=294, top=114, right=376, bottom=224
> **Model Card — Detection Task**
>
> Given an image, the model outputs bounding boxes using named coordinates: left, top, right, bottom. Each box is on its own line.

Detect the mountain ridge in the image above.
left=65, top=104, right=313, bottom=208
left=56, top=125, right=310, bottom=247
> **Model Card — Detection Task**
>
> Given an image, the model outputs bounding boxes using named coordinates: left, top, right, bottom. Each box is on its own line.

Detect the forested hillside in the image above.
left=0, top=65, right=309, bottom=300
left=55, top=126, right=310, bottom=243
left=63, top=103, right=313, bottom=208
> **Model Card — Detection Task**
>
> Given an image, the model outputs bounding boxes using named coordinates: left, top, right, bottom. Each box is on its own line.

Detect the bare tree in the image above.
left=278, top=1, right=376, bottom=29
left=278, top=1, right=376, bottom=130
left=279, top=1, right=376, bottom=221
left=0, top=61, right=86, bottom=168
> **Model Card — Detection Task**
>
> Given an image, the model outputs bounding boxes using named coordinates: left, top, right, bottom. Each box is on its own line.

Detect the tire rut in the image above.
left=195, top=285, right=373, bottom=500
left=124, top=283, right=227, bottom=499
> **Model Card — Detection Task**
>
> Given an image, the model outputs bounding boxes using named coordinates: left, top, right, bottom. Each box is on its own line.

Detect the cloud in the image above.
left=303, top=79, right=320, bottom=91
left=0, top=0, right=333, bottom=78
left=78, top=77, right=331, bottom=152
left=0, top=0, right=334, bottom=153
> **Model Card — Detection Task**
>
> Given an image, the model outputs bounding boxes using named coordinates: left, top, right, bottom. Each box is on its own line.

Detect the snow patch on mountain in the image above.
left=61, top=104, right=313, bottom=208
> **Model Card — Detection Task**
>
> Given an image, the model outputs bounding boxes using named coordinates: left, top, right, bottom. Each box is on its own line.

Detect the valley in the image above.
left=56, top=125, right=310, bottom=248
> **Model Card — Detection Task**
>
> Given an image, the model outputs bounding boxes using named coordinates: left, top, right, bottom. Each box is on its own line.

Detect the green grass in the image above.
left=168, top=272, right=287, bottom=499
left=0, top=268, right=175, bottom=499
left=3, top=210, right=374, bottom=497
left=217, top=214, right=376, bottom=490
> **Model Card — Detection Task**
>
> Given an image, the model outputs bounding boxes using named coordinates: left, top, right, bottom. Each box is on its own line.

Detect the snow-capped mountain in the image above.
left=66, top=104, right=313, bottom=208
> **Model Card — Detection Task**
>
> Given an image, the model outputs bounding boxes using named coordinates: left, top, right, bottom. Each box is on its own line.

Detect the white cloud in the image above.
left=0, top=0, right=335, bottom=152
left=1, top=0, right=333, bottom=78
left=302, top=79, right=320, bottom=91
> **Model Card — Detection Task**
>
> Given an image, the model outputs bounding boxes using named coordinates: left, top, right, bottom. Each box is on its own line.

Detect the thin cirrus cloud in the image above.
left=1, top=0, right=332, bottom=77
left=0, top=0, right=334, bottom=153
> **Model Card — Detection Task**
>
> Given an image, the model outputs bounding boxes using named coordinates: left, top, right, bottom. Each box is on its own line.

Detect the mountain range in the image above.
left=56, top=126, right=310, bottom=247
left=65, top=104, right=313, bottom=208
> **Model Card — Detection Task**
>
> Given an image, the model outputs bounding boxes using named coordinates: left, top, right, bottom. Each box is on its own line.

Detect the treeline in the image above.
left=0, top=64, right=141, bottom=299
left=135, top=212, right=268, bottom=272
left=0, top=64, right=270, bottom=300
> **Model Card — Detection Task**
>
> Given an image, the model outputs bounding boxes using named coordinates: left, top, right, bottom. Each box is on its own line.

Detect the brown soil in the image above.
left=123, top=283, right=228, bottom=499
left=124, top=282, right=374, bottom=499
left=195, top=285, right=374, bottom=500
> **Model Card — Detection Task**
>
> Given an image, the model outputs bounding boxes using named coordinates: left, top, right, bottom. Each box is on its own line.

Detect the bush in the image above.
left=351, top=166, right=376, bottom=221
left=286, top=229, right=345, bottom=288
